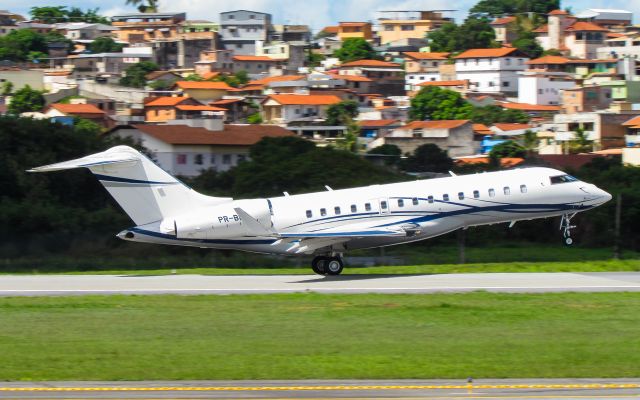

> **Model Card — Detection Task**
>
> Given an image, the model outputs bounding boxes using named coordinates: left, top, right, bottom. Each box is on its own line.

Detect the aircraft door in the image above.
left=378, top=198, right=390, bottom=215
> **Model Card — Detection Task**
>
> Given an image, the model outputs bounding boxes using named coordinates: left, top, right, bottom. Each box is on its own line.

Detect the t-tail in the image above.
left=28, top=145, right=232, bottom=225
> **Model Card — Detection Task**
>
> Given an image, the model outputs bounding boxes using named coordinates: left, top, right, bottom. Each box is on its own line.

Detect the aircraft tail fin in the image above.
left=29, top=145, right=232, bottom=225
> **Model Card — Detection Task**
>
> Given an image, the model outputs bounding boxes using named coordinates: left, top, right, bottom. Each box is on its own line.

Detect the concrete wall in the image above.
left=0, top=70, right=44, bottom=91
left=79, top=80, right=147, bottom=107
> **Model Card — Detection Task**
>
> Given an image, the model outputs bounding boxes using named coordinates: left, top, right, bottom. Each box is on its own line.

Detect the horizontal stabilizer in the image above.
left=28, top=150, right=138, bottom=172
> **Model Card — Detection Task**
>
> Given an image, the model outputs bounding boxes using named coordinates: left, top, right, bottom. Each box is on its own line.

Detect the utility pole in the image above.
left=613, top=193, right=622, bottom=259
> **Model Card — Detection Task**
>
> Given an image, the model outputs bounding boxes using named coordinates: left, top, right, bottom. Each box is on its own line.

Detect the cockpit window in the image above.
left=550, top=175, right=578, bottom=185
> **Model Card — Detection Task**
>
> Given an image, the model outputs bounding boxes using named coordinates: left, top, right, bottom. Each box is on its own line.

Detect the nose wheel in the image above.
left=560, top=213, right=577, bottom=245
left=311, top=256, right=344, bottom=276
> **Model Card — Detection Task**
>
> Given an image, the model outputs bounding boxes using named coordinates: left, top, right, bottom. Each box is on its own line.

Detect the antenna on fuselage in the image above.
left=325, top=185, right=333, bottom=191
left=449, top=171, right=457, bottom=177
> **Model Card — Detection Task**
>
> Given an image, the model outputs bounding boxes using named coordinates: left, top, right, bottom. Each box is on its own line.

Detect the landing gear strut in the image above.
left=311, top=255, right=344, bottom=276
left=560, top=213, right=577, bottom=245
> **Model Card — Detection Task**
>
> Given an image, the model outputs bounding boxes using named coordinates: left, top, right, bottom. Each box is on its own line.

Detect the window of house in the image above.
left=306, top=210, right=312, bottom=218
left=489, top=188, right=495, bottom=197
left=194, top=154, right=203, bottom=165
left=257, top=64, right=262, bottom=68
left=237, top=155, right=246, bottom=163
left=427, top=195, right=434, bottom=203
left=505, top=58, right=511, bottom=65
left=320, top=208, right=327, bottom=216
left=385, top=25, right=394, bottom=31
left=351, top=204, right=357, bottom=213
left=475, top=58, right=479, bottom=65
left=504, top=186, right=511, bottom=195
left=443, top=194, right=449, bottom=201
left=458, top=192, right=464, bottom=200
left=401, top=25, right=414, bottom=31
left=520, top=184, right=527, bottom=193
left=473, top=190, right=480, bottom=198
left=380, top=200, right=388, bottom=210
left=228, top=15, right=234, bottom=19
left=503, top=81, right=510, bottom=87
left=432, top=61, right=438, bottom=67
left=295, top=108, right=300, bottom=114
left=210, top=154, right=216, bottom=164
left=223, top=154, right=231, bottom=164
left=177, top=154, right=187, bottom=164
left=365, top=203, right=372, bottom=211
left=412, top=198, right=419, bottom=205
left=250, top=14, right=255, bottom=19
left=398, top=199, right=404, bottom=207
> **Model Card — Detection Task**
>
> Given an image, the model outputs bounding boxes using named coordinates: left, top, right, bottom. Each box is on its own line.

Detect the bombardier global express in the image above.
left=30, top=145, right=612, bottom=275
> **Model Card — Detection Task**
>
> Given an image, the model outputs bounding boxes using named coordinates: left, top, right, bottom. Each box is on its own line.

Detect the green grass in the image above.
left=9, top=259, right=639, bottom=276
left=1, top=292, right=639, bottom=380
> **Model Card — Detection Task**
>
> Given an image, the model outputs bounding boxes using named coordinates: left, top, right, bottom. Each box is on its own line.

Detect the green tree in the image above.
left=367, top=144, right=401, bottom=165
left=512, top=30, right=544, bottom=58
left=74, top=118, right=104, bottom=135
left=1, top=81, right=13, bottom=96
left=29, top=6, right=68, bottom=23
left=0, top=29, right=48, bottom=61
left=569, top=127, right=593, bottom=154
left=409, top=86, right=473, bottom=121
left=334, top=38, right=379, bottom=63
left=215, top=71, right=249, bottom=88
left=8, top=85, right=45, bottom=114
left=470, top=0, right=560, bottom=17
left=125, top=0, right=159, bottom=13
left=88, top=37, right=123, bottom=53
left=119, top=61, right=159, bottom=88
left=66, top=7, right=110, bottom=24
left=427, top=23, right=459, bottom=53
left=489, top=141, right=526, bottom=166
left=247, top=113, right=263, bottom=124
left=471, top=105, right=530, bottom=125
left=307, top=50, right=325, bottom=67
left=325, top=100, right=358, bottom=126
left=401, top=143, right=453, bottom=173
left=427, top=17, right=497, bottom=53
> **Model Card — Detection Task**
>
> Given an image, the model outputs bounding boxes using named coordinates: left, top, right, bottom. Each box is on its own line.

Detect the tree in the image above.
left=88, top=37, right=123, bottom=54
left=119, top=61, right=159, bottom=88
left=0, top=29, right=47, bottom=61
left=489, top=140, right=526, bottom=162
left=125, top=0, right=159, bottom=13
left=307, top=50, right=325, bottom=67
left=215, top=71, right=249, bottom=88
left=523, top=130, right=539, bottom=157
left=401, top=144, right=453, bottom=173
left=8, top=85, right=45, bottom=114
left=367, top=144, right=401, bottom=165
left=471, top=105, right=530, bottom=125
left=512, top=30, right=544, bottom=58
left=247, top=113, right=263, bottom=124
left=29, top=6, right=68, bottom=23
left=409, top=86, right=473, bottom=121
left=66, top=7, right=110, bottom=24
left=427, top=17, right=497, bottom=53
left=469, top=0, right=560, bottom=18
left=334, top=38, right=379, bottom=63
left=2, top=81, right=14, bottom=96
left=325, top=100, right=358, bottom=126
left=569, top=127, right=593, bottom=154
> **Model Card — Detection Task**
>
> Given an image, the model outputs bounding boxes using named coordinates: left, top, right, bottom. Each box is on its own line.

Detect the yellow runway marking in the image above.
left=0, top=383, right=638, bottom=392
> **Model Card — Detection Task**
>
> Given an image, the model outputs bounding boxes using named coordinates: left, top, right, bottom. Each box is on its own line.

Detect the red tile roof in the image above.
left=248, top=75, right=306, bottom=85
left=145, top=70, right=179, bottom=80
left=403, top=52, right=449, bottom=60
left=321, top=26, right=339, bottom=34
left=340, top=59, right=402, bottom=68
left=145, top=96, right=191, bottom=106
left=233, top=55, right=278, bottom=62
left=339, top=22, right=369, bottom=27
left=201, top=71, right=220, bottom=80
left=526, top=55, right=571, bottom=64
left=493, top=123, right=533, bottom=131
left=418, top=80, right=468, bottom=87
left=565, top=21, right=608, bottom=32
left=491, top=16, right=517, bottom=25
left=175, top=81, right=233, bottom=90
left=622, top=115, right=640, bottom=126
left=265, top=94, right=342, bottom=106
left=533, top=24, right=549, bottom=33
left=330, top=73, right=372, bottom=82
left=399, top=120, right=470, bottom=130
left=454, top=48, right=519, bottom=59
left=472, top=123, right=493, bottom=135
left=50, top=103, right=105, bottom=115
left=358, top=119, right=400, bottom=127
left=499, top=102, right=561, bottom=111
left=455, top=157, right=524, bottom=167
left=175, top=105, right=227, bottom=111
left=548, top=9, right=570, bottom=15
left=132, top=124, right=294, bottom=146
left=210, top=98, right=244, bottom=105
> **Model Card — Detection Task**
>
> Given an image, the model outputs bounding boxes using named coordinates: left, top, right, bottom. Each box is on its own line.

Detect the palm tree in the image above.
left=522, top=130, right=539, bottom=158
left=569, top=127, right=593, bottom=154
left=125, top=0, right=159, bottom=13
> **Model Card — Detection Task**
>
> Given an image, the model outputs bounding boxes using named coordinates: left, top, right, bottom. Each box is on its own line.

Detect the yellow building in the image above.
left=378, top=11, right=450, bottom=44
left=338, top=22, right=373, bottom=41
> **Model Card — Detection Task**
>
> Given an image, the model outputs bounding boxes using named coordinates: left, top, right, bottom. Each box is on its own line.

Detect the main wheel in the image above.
left=565, top=237, right=573, bottom=245
left=311, top=256, right=327, bottom=275
left=325, top=257, right=344, bottom=276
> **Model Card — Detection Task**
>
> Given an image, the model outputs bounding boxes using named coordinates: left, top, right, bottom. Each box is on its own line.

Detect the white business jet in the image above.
left=30, top=146, right=611, bottom=275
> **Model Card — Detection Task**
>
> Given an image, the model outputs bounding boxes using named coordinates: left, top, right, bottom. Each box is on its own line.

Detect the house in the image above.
left=573, top=8, right=632, bottom=30
left=44, top=103, right=109, bottom=127
left=107, top=119, right=294, bottom=176
left=55, top=22, right=115, bottom=41
left=327, top=73, right=373, bottom=94
left=174, top=80, right=235, bottom=103
left=517, top=72, right=575, bottom=105
left=144, top=96, right=226, bottom=122
left=491, top=123, right=537, bottom=137
left=549, top=109, right=637, bottom=151
left=194, top=50, right=234, bottom=75
left=219, top=10, right=272, bottom=56
left=534, top=10, right=609, bottom=59
left=368, top=120, right=474, bottom=157
left=261, top=93, right=341, bottom=124
left=497, top=102, right=561, bottom=117
left=0, top=10, right=24, bottom=36
left=411, top=79, right=470, bottom=95
left=358, top=119, right=401, bottom=143
left=62, top=48, right=154, bottom=79
left=378, top=10, right=451, bottom=45
left=145, top=71, right=180, bottom=88
left=337, top=22, right=373, bottom=41
left=209, top=98, right=254, bottom=122
left=338, top=59, right=405, bottom=96
left=232, top=55, right=282, bottom=76
left=404, top=52, right=450, bottom=88
left=111, top=12, right=186, bottom=43
left=270, top=24, right=311, bottom=43
left=561, top=85, right=612, bottom=113
left=454, top=48, right=530, bottom=95
left=490, top=16, right=518, bottom=45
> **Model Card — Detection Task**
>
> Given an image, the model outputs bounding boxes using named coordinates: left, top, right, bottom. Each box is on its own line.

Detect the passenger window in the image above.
left=443, top=194, right=449, bottom=201
left=427, top=195, right=434, bottom=203
left=504, top=186, right=511, bottom=195
left=351, top=204, right=357, bottom=213
left=365, top=203, right=372, bottom=211
left=334, top=206, right=341, bottom=215
left=458, top=192, right=464, bottom=200
left=520, top=184, right=527, bottom=193
left=473, top=190, right=479, bottom=198
left=320, top=208, right=327, bottom=216
left=412, top=198, right=418, bottom=205
left=380, top=201, right=388, bottom=210
left=306, top=210, right=312, bottom=218
left=489, top=188, right=495, bottom=197
left=398, top=199, right=404, bottom=207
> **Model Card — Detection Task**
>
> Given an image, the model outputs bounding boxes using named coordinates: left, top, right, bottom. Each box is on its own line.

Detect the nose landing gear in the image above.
left=311, top=255, right=344, bottom=276
left=560, top=213, right=577, bottom=245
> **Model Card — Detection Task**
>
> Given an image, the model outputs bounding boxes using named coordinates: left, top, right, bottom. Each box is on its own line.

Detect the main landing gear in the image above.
left=311, top=255, right=344, bottom=276
left=560, top=213, right=577, bottom=245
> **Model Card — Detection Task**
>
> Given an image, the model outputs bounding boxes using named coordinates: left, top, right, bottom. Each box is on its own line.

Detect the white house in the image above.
left=403, top=52, right=450, bottom=89
left=453, top=48, right=529, bottom=95
left=518, top=72, right=576, bottom=105
left=261, top=93, right=341, bottom=124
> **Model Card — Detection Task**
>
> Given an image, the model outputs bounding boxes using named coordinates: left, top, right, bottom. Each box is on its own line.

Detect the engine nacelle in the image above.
left=160, top=199, right=272, bottom=240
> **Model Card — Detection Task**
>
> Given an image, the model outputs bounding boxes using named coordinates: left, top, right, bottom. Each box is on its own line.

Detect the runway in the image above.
left=0, top=379, right=639, bottom=399
left=1, top=272, right=640, bottom=296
